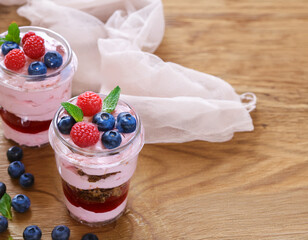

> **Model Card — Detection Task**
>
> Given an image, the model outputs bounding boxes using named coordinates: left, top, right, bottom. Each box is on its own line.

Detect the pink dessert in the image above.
left=49, top=90, right=144, bottom=226
left=0, top=26, right=77, bottom=147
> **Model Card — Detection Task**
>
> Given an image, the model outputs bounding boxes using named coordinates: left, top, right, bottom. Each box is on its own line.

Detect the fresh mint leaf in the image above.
left=61, top=102, right=83, bottom=122
left=0, top=38, right=6, bottom=46
left=0, top=23, right=20, bottom=46
left=8, top=236, right=13, bottom=240
left=0, top=193, right=12, bottom=220
left=5, top=35, right=14, bottom=42
left=102, top=86, right=121, bottom=113
left=6, top=22, right=20, bottom=44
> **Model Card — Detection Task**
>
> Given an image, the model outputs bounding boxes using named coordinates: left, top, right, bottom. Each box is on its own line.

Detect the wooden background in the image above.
left=0, top=1, right=308, bottom=239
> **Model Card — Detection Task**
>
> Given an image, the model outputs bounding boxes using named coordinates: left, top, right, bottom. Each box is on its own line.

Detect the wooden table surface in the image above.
left=0, top=1, right=307, bottom=239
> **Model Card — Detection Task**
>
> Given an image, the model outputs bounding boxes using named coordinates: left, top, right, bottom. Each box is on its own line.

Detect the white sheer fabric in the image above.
left=0, top=0, right=256, bottom=143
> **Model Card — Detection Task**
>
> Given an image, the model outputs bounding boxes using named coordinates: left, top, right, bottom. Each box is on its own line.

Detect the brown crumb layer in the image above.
left=65, top=181, right=128, bottom=203
left=77, top=169, right=121, bottom=183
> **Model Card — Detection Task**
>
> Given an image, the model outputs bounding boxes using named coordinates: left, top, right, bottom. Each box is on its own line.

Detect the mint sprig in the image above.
left=0, top=38, right=6, bottom=45
left=61, top=102, right=83, bottom=122
left=8, top=236, right=13, bottom=240
left=0, top=22, right=21, bottom=46
left=102, top=86, right=121, bottom=113
left=0, top=193, right=12, bottom=220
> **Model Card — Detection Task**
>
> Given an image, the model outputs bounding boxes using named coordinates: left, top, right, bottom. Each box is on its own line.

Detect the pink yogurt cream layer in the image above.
left=0, top=30, right=77, bottom=121
left=49, top=100, right=144, bottom=190
left=1, top=120, right=49, bottom=147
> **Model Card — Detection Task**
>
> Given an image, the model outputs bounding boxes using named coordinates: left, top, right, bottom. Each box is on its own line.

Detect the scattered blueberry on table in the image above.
left=7, top=146, right=23, bottom=162
left=82, top=233, right=99, bottom=240
left=12, top=194, right=31, bottom=213
left=8, top=161, right=25, bottom=179
left=51, top=225, right=70, bottom=240
left=19, top=173, right=35, bottom=188
left=23, top=225, right=42, bottom=240
left=0, top=216, right=8, bottom=233
left=0, top=182, right=6, bottom=199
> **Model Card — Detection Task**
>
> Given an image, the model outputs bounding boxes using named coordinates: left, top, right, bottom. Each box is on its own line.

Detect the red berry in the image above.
left=22, top=32, right=36, bottom=45
left=70, top=122, right=100, bottom=148
left=23, top=35, right=45, bottom=59
left=4, top=49, right=26, bottom=71
left=77, top=91, right=102, bottom=116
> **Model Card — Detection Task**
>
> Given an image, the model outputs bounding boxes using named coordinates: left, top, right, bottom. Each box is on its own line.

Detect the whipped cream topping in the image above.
left=0, top=77, right=73, bottom=121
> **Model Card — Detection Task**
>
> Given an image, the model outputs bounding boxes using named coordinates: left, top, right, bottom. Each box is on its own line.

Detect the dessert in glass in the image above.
left=49, top=90, right=144, bottom=226
left=0, top=25, right=77, bottom=147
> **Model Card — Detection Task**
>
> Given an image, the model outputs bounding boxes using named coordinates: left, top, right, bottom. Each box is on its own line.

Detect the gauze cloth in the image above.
left=0, top=0, right=256, bottom=143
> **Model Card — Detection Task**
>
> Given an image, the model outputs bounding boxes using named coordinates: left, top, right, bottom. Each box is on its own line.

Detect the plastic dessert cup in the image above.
left=0, top=26, right=77, bottom=147
left=49, top=95, right=144, bottom=227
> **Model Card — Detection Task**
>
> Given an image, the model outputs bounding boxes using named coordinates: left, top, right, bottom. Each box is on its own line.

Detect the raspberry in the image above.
left=77, top=91, right=102, bottom=116
left=23, top=35, right=45, bottom=59
left=70, top=122, right=100, bottom=148
left=22, top=32, right=36, bottom=45
left=4, top=49, right=26, bottom=71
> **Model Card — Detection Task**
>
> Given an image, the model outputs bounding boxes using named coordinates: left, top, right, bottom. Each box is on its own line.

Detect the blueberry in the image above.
left=0, top=182, right=6, bottom=199
left=7, top=146, right=23, bottom=162
left=57, top=116, right=76, bottom=134
left=8, top=161, right=25, bottom=178
left=51, top=225, right=70, bottom=240
left=116, top=112, right=126, bottom=121
left=93, top=112, right=115, bottom=131
left=101, top=130, right=122, bottom=149
left=19, top=173, right=35, bottom=188
left=1, top=41, right=20, bottom=56
left=23, top=225, right=42, bottom=240
left=28, top=61, right=47, bottom=75
left=0, top=216, right=8, bottom=233
left=44, top=51, right=63, bottom=68
left=12, top=194, right=31, bottom=213
left=116, top=112, right=137, bottom=133
left=82, top=233, right=99, bottom=240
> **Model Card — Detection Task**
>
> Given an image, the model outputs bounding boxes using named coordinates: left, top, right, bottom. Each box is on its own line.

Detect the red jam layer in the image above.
left=62, top=180, right=129, bottom=213
left=0, top=107, right=51, bottom=134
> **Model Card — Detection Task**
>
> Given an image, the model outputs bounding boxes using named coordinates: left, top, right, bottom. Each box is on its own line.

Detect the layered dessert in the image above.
left=49, top=89, right=144, bottom=226
left=0, top=24, right=77, bottom=147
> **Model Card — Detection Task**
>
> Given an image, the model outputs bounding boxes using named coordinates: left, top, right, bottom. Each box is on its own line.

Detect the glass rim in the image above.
left=52, top=94, right=142, bottom=158
left=0, top=26, right=73, bottom=81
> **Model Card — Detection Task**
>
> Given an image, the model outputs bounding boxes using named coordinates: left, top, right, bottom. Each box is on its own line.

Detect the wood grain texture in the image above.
left=0, top=1, right=307, bottom=239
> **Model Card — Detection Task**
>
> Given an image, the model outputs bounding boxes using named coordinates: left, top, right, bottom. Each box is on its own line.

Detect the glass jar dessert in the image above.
left=0, top=26, right=77, bottom=147
left=49, top=91, right=144, bottom=226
